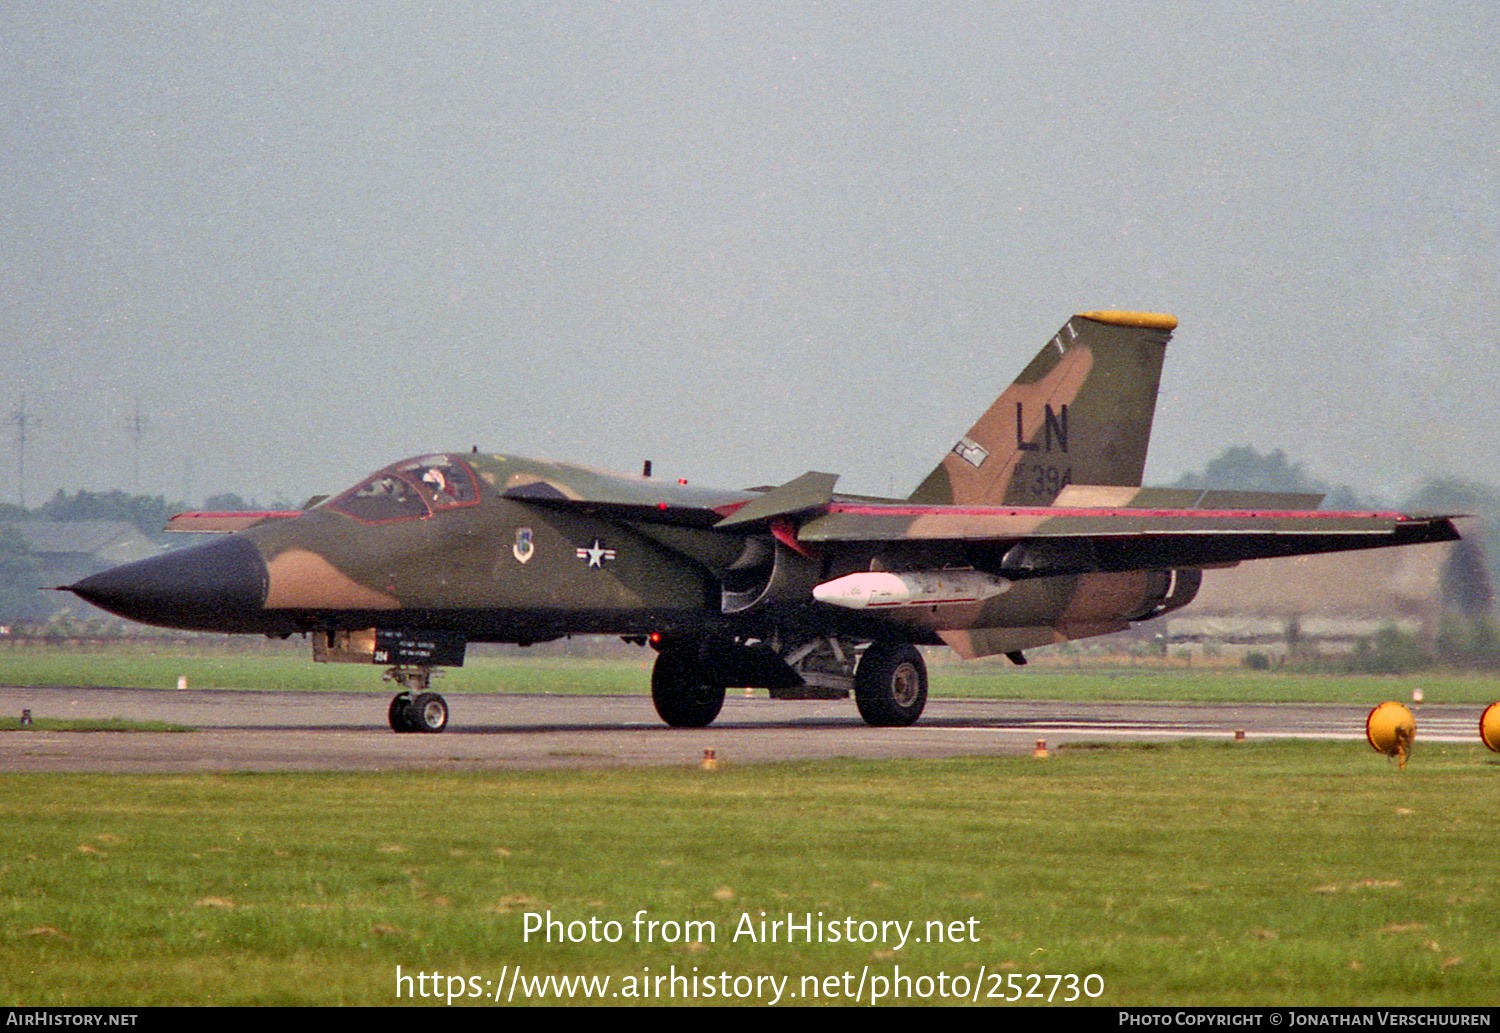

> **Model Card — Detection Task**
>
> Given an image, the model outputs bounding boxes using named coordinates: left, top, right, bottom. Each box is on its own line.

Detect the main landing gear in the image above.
left=853, top=642, right=928, bottom=727
left=650, top=647, right=727, bottom=728
left=647, top=638, right=928, bottom=729
left=386, top=666, right=448, bottom=733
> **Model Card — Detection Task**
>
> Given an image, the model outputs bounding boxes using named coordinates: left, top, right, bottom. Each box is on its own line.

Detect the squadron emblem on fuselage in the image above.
left=513, top=527, right=535, bottom=564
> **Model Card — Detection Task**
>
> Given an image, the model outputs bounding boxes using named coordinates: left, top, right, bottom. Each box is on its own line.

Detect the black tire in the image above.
left=651, top=649, right=726, bottom=728
left=854, top=642, right=927, bottom=727
left=389, top=693, right=416, bottom=733
left=408, top=692, right=449, bottom=733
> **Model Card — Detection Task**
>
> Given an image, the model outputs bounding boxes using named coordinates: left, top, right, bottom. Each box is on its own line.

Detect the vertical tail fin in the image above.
left=909, top=311, right=1176, bottom=506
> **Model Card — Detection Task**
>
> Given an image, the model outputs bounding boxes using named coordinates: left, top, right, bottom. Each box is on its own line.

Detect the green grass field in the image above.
left=2, top=741, right=1498, bottom=1007
left=2, top=643, right=1498, bottom=704
left=0, top=716, right=190, bottom=732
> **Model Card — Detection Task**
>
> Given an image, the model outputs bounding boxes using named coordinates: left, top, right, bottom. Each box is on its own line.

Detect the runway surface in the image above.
left=0, top=685, right=1486, bottom=773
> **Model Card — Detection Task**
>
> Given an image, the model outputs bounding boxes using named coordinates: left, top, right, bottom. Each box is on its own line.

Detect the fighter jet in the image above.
left=68, top=312, right=1459, bottom=733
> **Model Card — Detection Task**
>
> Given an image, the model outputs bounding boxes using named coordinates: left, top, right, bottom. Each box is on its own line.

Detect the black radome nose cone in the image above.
left=69, top=535, right=269, bottom=632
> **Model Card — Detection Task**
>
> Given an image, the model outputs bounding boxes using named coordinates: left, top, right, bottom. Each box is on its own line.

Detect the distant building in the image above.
left=1166, top=528, right=1491, bottom=657
left=2, top=521, right=161, bottom=620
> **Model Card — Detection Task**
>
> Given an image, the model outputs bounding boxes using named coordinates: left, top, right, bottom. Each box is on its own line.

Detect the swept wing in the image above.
left=794, top=500, right=1460, bottom=571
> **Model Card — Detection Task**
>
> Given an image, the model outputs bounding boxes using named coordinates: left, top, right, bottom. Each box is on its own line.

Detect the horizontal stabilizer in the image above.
left=1193, top=489, right=1326, bottom=511
left=716, top=471, right=839, bottom=528
left=1052, top=485, right=1326, bottom=511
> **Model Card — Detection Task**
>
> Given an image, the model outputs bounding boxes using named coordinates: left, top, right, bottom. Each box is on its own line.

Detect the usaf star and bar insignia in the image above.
left=575, top=539, right=617, bottom=568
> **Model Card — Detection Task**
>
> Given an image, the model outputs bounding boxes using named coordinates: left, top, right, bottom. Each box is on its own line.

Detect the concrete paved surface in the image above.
left=0, top=685, right=1485, bottom=773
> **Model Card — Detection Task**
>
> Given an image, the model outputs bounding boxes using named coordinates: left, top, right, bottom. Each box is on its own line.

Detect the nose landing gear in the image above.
left=385, top=667, right=448, bottom=733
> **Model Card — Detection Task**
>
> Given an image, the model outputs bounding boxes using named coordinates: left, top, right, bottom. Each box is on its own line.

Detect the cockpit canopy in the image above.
left=327, top=455, right=481, bottom=524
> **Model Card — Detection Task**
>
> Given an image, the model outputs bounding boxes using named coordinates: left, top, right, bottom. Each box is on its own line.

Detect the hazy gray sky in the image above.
left=4, top=2, right=1497, bottom=507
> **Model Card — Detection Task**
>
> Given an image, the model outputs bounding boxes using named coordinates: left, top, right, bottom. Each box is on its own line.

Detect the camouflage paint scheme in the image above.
left=70, top=312, right=1460, bottom=730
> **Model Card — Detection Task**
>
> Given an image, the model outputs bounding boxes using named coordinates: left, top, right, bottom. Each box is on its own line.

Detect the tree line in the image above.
left=1168, top=446, right=1499, bottom=591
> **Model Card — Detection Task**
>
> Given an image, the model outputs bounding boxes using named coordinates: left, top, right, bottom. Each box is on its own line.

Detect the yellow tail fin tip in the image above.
left=1076, top=311, right=1178, bottom=331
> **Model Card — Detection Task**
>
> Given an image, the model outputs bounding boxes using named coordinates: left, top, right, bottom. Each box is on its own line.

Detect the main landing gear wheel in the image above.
left=854, top=642, right=928, bottom=727
left=409, top=692, right=449, bottom=733
left=389, top=692, right=449, bottom=733
left=651, top=649, right=726, bottom=728
left=389, top=693, right=416, bottom=732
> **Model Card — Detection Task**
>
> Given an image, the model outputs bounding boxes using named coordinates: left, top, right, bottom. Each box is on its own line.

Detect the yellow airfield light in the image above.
left=1366, top=702, right=1416, bottom=769
left=1479, top=702, right=1500, bottom=753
